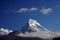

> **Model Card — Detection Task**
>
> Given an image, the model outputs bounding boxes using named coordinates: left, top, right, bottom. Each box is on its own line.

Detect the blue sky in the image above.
left=0, top=0, right=60, bottom=32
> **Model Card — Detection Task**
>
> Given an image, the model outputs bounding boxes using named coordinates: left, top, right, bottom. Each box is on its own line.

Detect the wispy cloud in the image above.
left=17, top=7, right=53, bottom=15
left=40, top=8, right=52, bottom=14
left=18, top=7, right=38, bottom=13
left=30, top=7, right=38, bottom=11
left=18, top=8, right=29, bottom=13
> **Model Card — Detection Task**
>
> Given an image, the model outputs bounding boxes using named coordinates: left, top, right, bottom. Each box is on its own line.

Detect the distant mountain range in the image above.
left=0, top=19, right=60, bottom=40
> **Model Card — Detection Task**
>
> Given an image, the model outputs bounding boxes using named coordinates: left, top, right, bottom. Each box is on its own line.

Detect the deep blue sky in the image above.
left=0, top=0, right=60, bottom=32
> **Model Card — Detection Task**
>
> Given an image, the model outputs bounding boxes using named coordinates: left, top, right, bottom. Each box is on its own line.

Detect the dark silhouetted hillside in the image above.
left=53, top=37, right=60, bottom=40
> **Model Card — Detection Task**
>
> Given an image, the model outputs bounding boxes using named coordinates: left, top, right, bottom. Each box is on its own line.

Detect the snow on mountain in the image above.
left=21, top=19, right=48, bottom=33
left=0, top=28, right=13, bottom=36
left=28, top=19, right=48, bottom=31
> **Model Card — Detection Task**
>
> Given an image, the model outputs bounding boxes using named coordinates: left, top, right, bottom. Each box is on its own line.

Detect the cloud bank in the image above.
left=0, top=28, right=13, bottom=35
left=17, top=7, right=53, bottom=15
left=17, top=31, right=56, bottom=39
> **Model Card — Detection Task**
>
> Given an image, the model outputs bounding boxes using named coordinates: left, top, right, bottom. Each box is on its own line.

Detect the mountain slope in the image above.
left=0, top=19, right=60, bottom=40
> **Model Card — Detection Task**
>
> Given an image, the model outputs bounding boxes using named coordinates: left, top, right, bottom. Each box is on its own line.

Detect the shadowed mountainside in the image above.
left=53, top=37, right=60, bottom=40
left=0, top=35, right=44, bottom=40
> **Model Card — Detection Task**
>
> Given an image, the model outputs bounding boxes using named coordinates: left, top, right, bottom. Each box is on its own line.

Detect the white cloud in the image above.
left=18, top=8, right=29, bottom=13
left=0, top=28, right=13, bottom=35
left=30, top=7, right=38, bottom=11
left=18, top=7, right=53, bottom=15
left=18, top=7, right=38, bottom=13
left=40, top=8, right=52, bottom=14
left=17, top=31, right=56, bottom=39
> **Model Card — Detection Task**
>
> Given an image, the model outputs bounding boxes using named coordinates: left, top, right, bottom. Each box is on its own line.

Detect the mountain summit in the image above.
left=21, top=19, right=48, bottom=32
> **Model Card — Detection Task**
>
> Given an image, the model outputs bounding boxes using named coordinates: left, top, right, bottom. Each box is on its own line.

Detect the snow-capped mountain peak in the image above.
left=21, top=19, right=48, bottom=32
left=28, top=19, right=48, bottom=32
left=16, top=19, right=60, bottom=39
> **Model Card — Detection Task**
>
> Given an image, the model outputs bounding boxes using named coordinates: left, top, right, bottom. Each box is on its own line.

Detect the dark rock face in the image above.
left=53, top=37, right=60, bottom=40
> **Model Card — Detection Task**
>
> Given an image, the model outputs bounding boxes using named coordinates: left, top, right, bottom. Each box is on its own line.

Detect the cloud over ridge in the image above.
left=0, top=28, right=13, bottom=35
